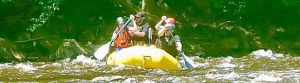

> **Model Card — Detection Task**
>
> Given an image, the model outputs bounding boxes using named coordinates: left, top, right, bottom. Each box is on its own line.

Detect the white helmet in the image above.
left=117, top=17, right=124, bottom=24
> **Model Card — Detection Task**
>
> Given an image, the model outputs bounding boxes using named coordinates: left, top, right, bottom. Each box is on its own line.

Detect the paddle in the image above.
left=148, top=28, right=152, bottom=46
left=94, top=18, right=132, bottom=61
left=167, top=28, right=196, bottom=69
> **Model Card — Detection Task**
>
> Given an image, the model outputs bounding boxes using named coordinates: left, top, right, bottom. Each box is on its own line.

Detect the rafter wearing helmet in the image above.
left=154, top=16, right=182, bottom=56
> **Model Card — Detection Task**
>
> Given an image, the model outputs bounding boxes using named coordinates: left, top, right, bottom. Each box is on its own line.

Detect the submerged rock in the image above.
left=51, top=39, right=89, bottom=60
left=0, top=38, right=25, bottom=62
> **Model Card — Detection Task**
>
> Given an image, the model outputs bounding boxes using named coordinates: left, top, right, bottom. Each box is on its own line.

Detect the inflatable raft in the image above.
left=107, top=46, right=182, bottom=70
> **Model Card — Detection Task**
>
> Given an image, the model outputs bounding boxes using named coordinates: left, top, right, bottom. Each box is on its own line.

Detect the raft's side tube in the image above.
left=107, top=46, right=182, bottom=70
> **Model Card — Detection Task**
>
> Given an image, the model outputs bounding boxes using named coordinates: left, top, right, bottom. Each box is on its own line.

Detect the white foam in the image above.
left=165, top=77, right=181, bottom=82
left=222, top=56, right=234, bottom=63
left=123, top=78, right=136, bottom=83
left=217, top=57, right=237, bottom=68
left=92, top=76, right=124, bottom=82
left=205, top=72, right=240, bottom=80
left=14, top=63, right=37, bottom=72
left=253, top=74, right=282, bottom=82
left=148, top=69, right=168, bottom=75
left=52, top=62, right=62, bottom=67
left=72, top=54, right=98, bottom=66
left=142, top=79, right=156, bottom=83
left=222, top=72, right=240, bottom=80
left=195, top=61, right=209, bottom=68
left=205, top=73, right=215, bottom=79
left=35, top=64, right=49, bottom=69
left=274, top=53, right=284, bottom=58
left=189, top=56, right=201, bottom=61
left=217, top=63, right=237, bottom=68
left=250, top=49, right=285, bottom=60
left=0, top=63, right=13, bottom=69
left=111, top=64, right=126, bottom=71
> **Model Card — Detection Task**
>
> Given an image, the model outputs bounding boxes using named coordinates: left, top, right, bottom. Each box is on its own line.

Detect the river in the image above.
left=1, top=0, right=300, bottom=82
left=1, top=53, right=300, bottom=82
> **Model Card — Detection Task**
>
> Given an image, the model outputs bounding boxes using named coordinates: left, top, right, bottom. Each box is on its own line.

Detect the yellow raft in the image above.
left=107, top=46, right=182, bottom=70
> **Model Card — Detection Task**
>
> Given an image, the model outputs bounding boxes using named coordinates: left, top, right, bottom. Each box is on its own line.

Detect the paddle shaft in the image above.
left=148, top=28, right=152, bottom=46
left=102, top=18, right=131, bottom=61
left=94, top=18, right=132, bottom=61
left=109, top=18, right=132, bottom=46
left=167, top=28, right=195, bottom=69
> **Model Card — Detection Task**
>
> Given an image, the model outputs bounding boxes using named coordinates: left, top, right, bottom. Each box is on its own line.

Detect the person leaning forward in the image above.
left=111, top=17, right=131, bottom=52
left=128, top=12, right=151, bottom=46
left=155, top=16, right=182, bottom=56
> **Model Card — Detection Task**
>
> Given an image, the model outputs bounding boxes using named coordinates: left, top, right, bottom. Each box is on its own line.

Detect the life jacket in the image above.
left=114, top=25, right=130, bottom=48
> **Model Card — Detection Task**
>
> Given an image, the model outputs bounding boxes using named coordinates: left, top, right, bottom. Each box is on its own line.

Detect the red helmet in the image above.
left=165, top=18, right=176, bottom=24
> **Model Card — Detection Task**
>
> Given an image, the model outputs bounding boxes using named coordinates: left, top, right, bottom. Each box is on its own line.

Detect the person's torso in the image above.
left=156, top=35, right=178, bottom=56
left=115, top=25, right=130, bottom=48
left=130, top=21, right=150, bottom=46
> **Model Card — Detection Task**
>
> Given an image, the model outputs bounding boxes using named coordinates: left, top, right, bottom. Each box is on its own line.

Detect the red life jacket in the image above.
left=114, top=25, right=130, bottom=48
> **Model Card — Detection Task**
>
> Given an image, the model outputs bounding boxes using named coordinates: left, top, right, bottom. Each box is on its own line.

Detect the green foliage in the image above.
left=1, top=0, right=300, bottom=62
left=27, top=0, right=61, bottom=32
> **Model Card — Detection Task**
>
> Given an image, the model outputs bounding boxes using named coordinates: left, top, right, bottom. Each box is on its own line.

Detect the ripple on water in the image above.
left=1, top=49, right=300, bottom=82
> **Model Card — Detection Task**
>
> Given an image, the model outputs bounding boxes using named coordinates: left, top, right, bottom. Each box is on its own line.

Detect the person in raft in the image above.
left=128, top=12, right=152, bottom=46
left=154, top=16, right=182, bottom=56
left=111, top=17, right=131, bottom=52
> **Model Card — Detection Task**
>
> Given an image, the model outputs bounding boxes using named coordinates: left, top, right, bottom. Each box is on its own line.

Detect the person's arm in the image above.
left=173, top=35, right=182, bottom=51
left=157, top=27, right=167, bottom=37
left=176, top=41, right=182, bottom=51
left=111, top=27, right=119, bottom=46
left=130, top=15, right=138, bottom=30
left=155, top=20, right=164, bottom=30
left=112, top=27, right=118, bottom=39
left=129, top=15, right=146, bottom=37
left=112, top=33, right=117, bottom=39
left=156, top=16, right=168, bottom=37
left=133, top=23, right=150, bottom=37
left=133, top=31, right=146, bottom=37
left=155, top=16, right=167, bottom=30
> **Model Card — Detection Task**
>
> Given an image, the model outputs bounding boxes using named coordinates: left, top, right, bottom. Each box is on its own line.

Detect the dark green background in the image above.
left=1, top=0, right=300, bottom=62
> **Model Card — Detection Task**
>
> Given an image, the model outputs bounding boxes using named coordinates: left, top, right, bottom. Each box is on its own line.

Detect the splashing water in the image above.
left=1, top=0, right=300, bottom=82
left=0, top=50, right=299, bottom=82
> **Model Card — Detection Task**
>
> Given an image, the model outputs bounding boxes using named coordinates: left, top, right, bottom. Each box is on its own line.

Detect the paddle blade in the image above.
left=94, top=42, right=110, bottom=60
left=181, top=52, right=196, bottom=69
